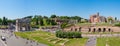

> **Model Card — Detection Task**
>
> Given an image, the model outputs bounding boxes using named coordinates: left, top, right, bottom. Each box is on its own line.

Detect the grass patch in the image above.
left=15, top=31, right=87, bottom=46
left=65, top=38, right=87, bottom=46
left=97, top=37, right=120, bottom=46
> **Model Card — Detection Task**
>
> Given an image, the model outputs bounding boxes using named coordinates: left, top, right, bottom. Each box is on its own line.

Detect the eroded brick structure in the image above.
left=64, top=25, right=81, bottom=32
left=90, top=12, right=106, bottom=23
left=63, top=25, right=120, bottom=33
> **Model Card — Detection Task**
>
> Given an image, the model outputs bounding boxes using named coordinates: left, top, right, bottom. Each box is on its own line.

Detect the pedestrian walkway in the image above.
left=0, top=29, right=47, bottom=46
left=0, top=39, right=7, bottom=46
left=85, top=37, right=96, bottom=46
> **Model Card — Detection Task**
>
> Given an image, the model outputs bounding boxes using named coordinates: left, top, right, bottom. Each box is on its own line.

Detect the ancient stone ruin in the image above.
left=63, top=25, right=120, bottom=33
left=16, top=18, right=31, bottom=32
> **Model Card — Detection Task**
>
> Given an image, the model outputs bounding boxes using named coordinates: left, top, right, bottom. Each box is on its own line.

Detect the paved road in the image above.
left=0, top=29, right=47, bottom=46
left=0, top=39, right=6, bottom=46
left=85, top=37, right=96, bottom=46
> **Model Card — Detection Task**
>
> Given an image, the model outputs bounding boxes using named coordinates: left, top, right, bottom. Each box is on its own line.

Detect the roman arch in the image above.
left=16, top=18, right=31, bottom=32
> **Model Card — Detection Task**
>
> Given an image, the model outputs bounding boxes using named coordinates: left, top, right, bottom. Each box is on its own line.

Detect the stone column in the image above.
left=16, top=19, right=19, bottom=32
left=25, top=23, right=31, bottom=31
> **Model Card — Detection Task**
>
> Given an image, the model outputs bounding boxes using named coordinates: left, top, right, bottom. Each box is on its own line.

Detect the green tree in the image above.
left=43, top=16, right=48, bottom=19
left=108, top=18, right=113, bottom=24
left=39, top=18, right=44, bottom=26
left=60, top=22, right=68, bottom=29
left=32, top=15, right=39, bottom=25
left=50, top=14, right=57, bottom=18
left=24, top=16, right=33, bottom=18
left=51, top=20, right=57, bottom=25
left=2, top=17, right=8, bottom=25
left=7, top=19, right=13, bottom=24
left=0, top=18, right=2, bottom=25
left=11, top=20, right=16, bottom=25
left=115, top=17, right=117, bottom=23
left=43, top=19, right=47, bottom=26
left=70, top=16, right=80, bottom=19
left=31, top=15, right=39, bottom=28
left=70, top=16, right=82, bottom=22
left=60, top=16, right=70, bottom=19
left=37, top=15, right=44, bottom=26
left=114, top=23, right=120, bottom=27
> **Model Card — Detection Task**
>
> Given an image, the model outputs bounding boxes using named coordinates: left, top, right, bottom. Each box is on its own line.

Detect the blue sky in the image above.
left=0, top=0, right=120, bottom=19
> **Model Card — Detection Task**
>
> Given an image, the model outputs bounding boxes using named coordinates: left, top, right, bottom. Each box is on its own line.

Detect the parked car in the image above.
left=1, top=36, right=6, bottom=41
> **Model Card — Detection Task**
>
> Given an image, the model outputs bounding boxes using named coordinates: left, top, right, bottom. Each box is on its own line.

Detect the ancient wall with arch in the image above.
left=88, top=26, right=113, bottom=32
left=63, top=26, right=120, bottom=32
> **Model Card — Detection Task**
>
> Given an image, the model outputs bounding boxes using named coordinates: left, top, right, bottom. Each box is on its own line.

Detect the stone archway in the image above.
left=89, top=26, right=114, bottom=33
left=98, top=28, right=101, bottom=32
left=75, top=28, right=77, bottom=31
left=71, top=28, right=73, bottom=31
left=16, top=18, right=31, bottom=32
left=93, top=28, right=96, bottom=32
left=88, top=28, right=91, bottom=32
left=108, top=28, right=111, bottom=32
left=103, top=28, right=106, bottom=32
left=79, top=27, right=81, bottom=32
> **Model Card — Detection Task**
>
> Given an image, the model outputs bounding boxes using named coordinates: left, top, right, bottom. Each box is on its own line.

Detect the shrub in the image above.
left=114, top=23, right=120, bottom=27
left=56, top=30, right=82, bottom=38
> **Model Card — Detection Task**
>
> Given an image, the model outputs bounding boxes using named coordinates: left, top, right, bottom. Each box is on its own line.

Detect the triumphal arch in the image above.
left=16, top=18, right=31, bottom=32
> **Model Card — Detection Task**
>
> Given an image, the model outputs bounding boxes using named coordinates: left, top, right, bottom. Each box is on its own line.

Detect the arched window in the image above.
left=75, top=28, right=77, bottom=31
left=88, top=28, right=91, bottom=32
left=79, top=27, right=81, bottom=32
left=103, top=28, right=106, bottom=32
left=98, top=28, right=101, bottom=32
left=71, top=28, right=73, bottom=31
left=108, top=28, right=111, bottom=32
left=93, top=28, right=96, bottom=32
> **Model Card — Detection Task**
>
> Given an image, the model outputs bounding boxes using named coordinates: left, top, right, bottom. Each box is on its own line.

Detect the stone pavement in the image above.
left=85, top=37, right=96, bottom=46
left=82, top=34, right=120, bottom=37
left=0, top=39, right=7, bottom=46
left=0, top=29, right=47, bottom=46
